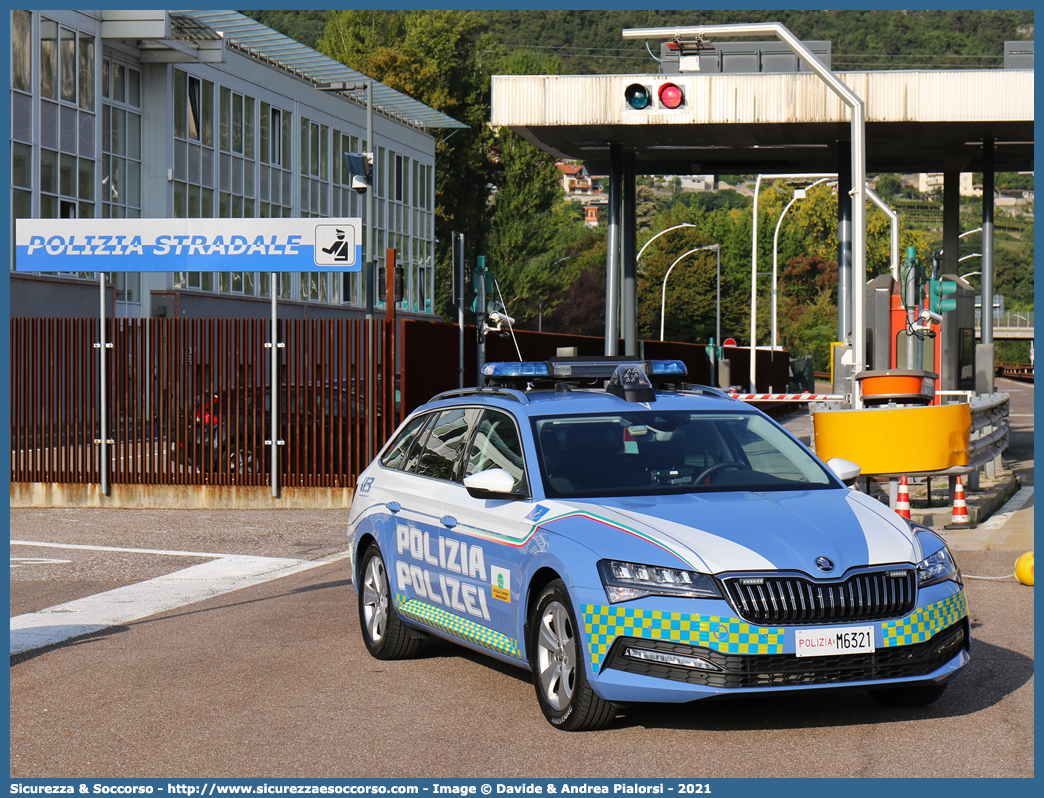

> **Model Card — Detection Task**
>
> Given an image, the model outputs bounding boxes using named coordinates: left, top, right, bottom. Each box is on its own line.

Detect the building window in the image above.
left=37, top=16, right=96, bottom=221
left=102, top=57, right=141, bottom=219
left=299, top=116, right=329, bottom=218
left=172, top=69, right=214, bottom=222
left=12, top=10, right=32, bottom=93
left=258, top=100, right=291, bottom=218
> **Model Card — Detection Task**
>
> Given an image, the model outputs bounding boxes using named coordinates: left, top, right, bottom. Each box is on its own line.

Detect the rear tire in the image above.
left=358, top=543, right=423, bottom=660
left=867, top=682, right=947, bottom=707
left=530, top=579, right=616, bottom=731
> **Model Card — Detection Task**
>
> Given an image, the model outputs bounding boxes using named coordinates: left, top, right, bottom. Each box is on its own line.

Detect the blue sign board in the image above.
left=14, top=218, right=364, bottom=272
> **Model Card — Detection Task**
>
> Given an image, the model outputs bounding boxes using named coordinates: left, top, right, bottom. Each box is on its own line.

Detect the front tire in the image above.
left=867, top=682, right=947, bottom=707
left=530, top=579, right=615, bottom=731
left=358, top=543, right=423, bottom=660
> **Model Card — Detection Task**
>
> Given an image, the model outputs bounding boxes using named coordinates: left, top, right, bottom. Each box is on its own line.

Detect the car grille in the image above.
left=721, top=569, right=918, bottom=625
left=603, top=621, right=966, bottom=689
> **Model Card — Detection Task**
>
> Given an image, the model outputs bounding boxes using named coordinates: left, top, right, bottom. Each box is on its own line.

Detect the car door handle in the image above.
left=387, top=501, right=401, bottom=514
left=440, top=515, right=458, bottom=528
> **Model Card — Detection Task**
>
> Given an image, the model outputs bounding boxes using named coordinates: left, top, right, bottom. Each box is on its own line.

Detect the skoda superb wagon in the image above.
left=346, top=358, right=968, bottom=730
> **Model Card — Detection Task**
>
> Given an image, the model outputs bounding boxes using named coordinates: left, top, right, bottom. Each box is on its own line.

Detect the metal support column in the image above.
left=605, top=143, right=623, bottom=355
left=978, top=139, right=997, bottom=392
left=476, top=255, right=487, bottom=384
left=365, top=81, right=376, bottom=461
left=621, top=151, right=638, bottom=356
left=95, top=273, right=113, bottom=495
left=836, top=140, right=852, bottom=343
left=266, top=274, right=283, bottom=498
left=942, top=166, right=961, bottom=275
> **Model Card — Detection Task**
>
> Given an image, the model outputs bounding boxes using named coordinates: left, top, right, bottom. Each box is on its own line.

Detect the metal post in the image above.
left=365, top=80, right=376, bottom=461
left=715, top=244, right=721, bottom=352
left=977, top=139, right=996, bottom=397
left=981, top=141, right=995, bottom=349
left=837, top=140, right=852, bottom=346
left=97, top=273, right=111, bottom=495
left=750, top=174, right=762, bottom=392
left=605, top=143, right=622, bottom=355
left=269, top=273, right=281, bottom=498
left=455, top=233, right=464, bottom=389
left=476, top=256, right=486, bottom=385
left=905, top=250, right=918, bottom=371
left=772, top=194, right=800, bottom=351
left=621, top=151, right=637, bottom=356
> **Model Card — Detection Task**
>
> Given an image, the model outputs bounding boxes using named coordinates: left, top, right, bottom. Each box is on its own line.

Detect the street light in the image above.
left=318, top=78, right=377, bottom=459
left=771, top=177, right=834, bottom=350
left=959, top=253, right=982, bottom=263
left=660, top=244, right=720, bottom=342
left=636, top=223, right=698, bottom=264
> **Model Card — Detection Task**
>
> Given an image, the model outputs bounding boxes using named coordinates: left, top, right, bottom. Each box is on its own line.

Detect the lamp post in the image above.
left=637, top=223, right=698, bottom=264
left=660, top=244, right=720, bottom=342
left=318, top=78, right=376, bottom=458
left=770, top=177, right=834, bottom=350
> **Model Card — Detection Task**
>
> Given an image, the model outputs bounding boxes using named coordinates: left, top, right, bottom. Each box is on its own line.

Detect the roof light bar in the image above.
left=482, top=362, right=551, bottom=379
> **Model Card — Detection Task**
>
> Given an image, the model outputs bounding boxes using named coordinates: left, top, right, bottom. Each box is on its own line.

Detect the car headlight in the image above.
left=916, top=546, right=962, bottom=587
left=597, top=559, right=722, bottom=603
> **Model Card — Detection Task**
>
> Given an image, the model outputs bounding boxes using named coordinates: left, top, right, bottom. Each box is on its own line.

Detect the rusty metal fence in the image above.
left=12, top=317, right=790, bottom=493
left=10, top=317, right=399, bottom=489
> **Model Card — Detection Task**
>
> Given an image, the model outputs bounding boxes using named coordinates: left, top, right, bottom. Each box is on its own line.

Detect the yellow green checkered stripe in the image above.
left=882, top=590, right=968, bottom=647
left=396, top=595, right=522, bottom=660
left=583, top=605, right=784, bottom=673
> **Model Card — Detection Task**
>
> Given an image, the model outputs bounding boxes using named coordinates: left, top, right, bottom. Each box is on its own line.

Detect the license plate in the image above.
left=794, top=626, right=876, bottom=658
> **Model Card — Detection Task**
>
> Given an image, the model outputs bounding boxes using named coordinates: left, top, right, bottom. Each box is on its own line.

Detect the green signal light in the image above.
left=625, top=83, right=651, bottom=110
left=928, top=279, right=958, bottom=313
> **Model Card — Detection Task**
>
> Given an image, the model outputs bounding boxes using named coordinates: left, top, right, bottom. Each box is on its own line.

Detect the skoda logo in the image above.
left=815, top=556, right=835, bottom=572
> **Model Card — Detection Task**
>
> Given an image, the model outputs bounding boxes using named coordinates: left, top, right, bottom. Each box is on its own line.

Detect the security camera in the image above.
left=920, top=309, right=943, bottom=325
left=488, top=311, right=515, bottom=326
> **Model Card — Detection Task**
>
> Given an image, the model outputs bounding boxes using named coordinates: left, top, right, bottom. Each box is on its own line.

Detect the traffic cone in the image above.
left=950, top=476, right=970, bottom=526
left=895, top=475, right=911, bottom=519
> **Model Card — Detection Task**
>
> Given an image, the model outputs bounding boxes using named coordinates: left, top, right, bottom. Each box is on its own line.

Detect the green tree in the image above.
left=874, top=173, right=902, bottom=197
left=485, top=48, right=567, bottom=323
left=318, top=10, right=495, bottom=319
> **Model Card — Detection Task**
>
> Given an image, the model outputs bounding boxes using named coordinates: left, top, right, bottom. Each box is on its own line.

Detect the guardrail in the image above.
left=965, top=392, right=1010, bottom=479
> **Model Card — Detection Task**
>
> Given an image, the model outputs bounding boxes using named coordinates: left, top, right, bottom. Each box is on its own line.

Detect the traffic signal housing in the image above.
left=624, top=81, right=685, bottom=110
left=928, top=278, right=958, bottom=314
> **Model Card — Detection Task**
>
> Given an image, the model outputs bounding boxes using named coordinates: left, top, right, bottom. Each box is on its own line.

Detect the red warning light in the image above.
left=658, top=82, right=684, bottom=109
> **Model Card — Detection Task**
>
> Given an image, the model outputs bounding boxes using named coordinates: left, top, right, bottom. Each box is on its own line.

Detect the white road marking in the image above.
left=10, top=543, right=350, bottom=656
left=11, top=557, right=73, bottom=568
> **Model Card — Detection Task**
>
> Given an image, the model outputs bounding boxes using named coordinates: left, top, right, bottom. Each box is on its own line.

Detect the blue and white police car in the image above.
left=346, top=358, right=968, bottom=730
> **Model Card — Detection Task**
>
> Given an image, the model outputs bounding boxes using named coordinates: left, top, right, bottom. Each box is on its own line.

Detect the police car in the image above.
left=346, top=357, right=968, bottom=731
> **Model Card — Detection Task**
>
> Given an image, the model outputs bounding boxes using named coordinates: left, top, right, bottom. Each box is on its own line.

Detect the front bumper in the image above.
left=577, top=584, right=969, bottom=704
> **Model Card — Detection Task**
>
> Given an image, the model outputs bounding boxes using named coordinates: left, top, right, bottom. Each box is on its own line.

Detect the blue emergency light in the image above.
left=482, top=359, right=687, bottom=383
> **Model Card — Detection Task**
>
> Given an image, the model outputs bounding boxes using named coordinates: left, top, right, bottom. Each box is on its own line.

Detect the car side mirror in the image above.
left=827, top=457, right=862, bottom=487
left=463, top=468, right=527, bottom=501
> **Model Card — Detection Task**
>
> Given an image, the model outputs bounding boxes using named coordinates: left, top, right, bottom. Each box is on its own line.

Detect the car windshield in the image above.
left=532, top=409, right=836, bottom=498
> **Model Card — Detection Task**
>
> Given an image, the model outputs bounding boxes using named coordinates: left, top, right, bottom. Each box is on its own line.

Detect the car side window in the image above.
left=409, top=407, right=480, bottom=481
left=381, top=413, right=429, bottom=471
left=464, top=410, right=526, bottom=491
